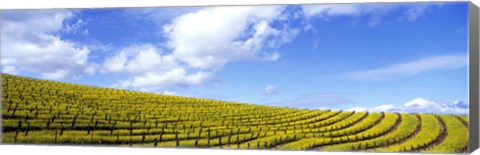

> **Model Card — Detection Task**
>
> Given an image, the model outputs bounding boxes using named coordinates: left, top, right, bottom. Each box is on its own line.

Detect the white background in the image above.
left=0, top=0, right=479, bottom=155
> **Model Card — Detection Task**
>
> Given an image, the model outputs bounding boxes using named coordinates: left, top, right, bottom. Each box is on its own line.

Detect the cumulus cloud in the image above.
left=264, top=84, right=278, bottom=95
left=346, top=97, right=468, bottom=114
left=163, top=6, right=299, bottom=69
left=113, top=68, right=212, bottom=92
left=344, top=54, right=468, bottom=81
left=1, top=4, right=446, bottom=93
left=1, top=10, right=96, bottom=80
left=107, top=4, right=444, bottom=92
left=102, top=44, right=177, bottom=74
left=102, top=44, right=214, bottom=92
left=104, top=6, right=300, bottom=92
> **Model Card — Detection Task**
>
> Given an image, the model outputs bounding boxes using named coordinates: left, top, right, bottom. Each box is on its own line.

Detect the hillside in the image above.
left=0, top=73, right=468, bottom=153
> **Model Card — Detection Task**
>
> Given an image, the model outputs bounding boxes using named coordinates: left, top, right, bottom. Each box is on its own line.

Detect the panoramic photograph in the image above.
left=1, top=1, right=470, bottom=154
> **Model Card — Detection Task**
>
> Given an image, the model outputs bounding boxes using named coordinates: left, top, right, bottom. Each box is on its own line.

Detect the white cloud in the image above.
left=102, top=44, right=177, bottom=74
left=63, top=18, right=86, bottom=34
left=398, top=3, right=442, bottom=22
left=346, top=107, right=368, bottom=112
left=86, top=42, right=113, bottom=52
left=42, top=69, right=73, bottom=80
left=302, top=4, right=364, bottom=18
left=125, top=7, right=203, bottom=24
left=82, top=29, right=89, bottom=36
left=112, top=68, right=212, bottom=92
left=371, top=104, right=397, bottom=112
left=106, top=6, right=300, bottom=92
left=301, top=3, right=399, bottom=26
left=301, top=3, right=439, bottom=26
left=347, top=105, right=395, bottom=112
left=1, top=10, right=96, bottom=80
left=346, top=97, right=468, bottom=114
left=264, top=84, right=278, bottom=95
left=163, top=6, right=298, bottom=69
left=2, top=66, right=18, bottom=74
left=259, top=52, right=281, bottom=61
left=344, top=54, right=468, bottom=81
left=271, top=93, right=353, bottom=109
left=162, top=90, right=177, bottom=96
left=102, top=44, right=214, bottom=92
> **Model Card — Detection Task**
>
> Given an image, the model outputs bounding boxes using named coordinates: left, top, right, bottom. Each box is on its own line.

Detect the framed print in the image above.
left=1, top=1, right=479, bottom=154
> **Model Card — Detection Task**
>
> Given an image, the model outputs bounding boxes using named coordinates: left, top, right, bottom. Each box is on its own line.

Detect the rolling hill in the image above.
left=0, top=73, right=469, bottom=153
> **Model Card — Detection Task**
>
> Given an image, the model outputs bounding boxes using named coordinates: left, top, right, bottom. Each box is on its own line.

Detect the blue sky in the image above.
left=0, top=2, right=470, bottom=114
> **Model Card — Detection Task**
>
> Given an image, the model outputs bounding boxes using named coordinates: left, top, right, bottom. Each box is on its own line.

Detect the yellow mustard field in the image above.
left=0, top=74, right=468, bottom=153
